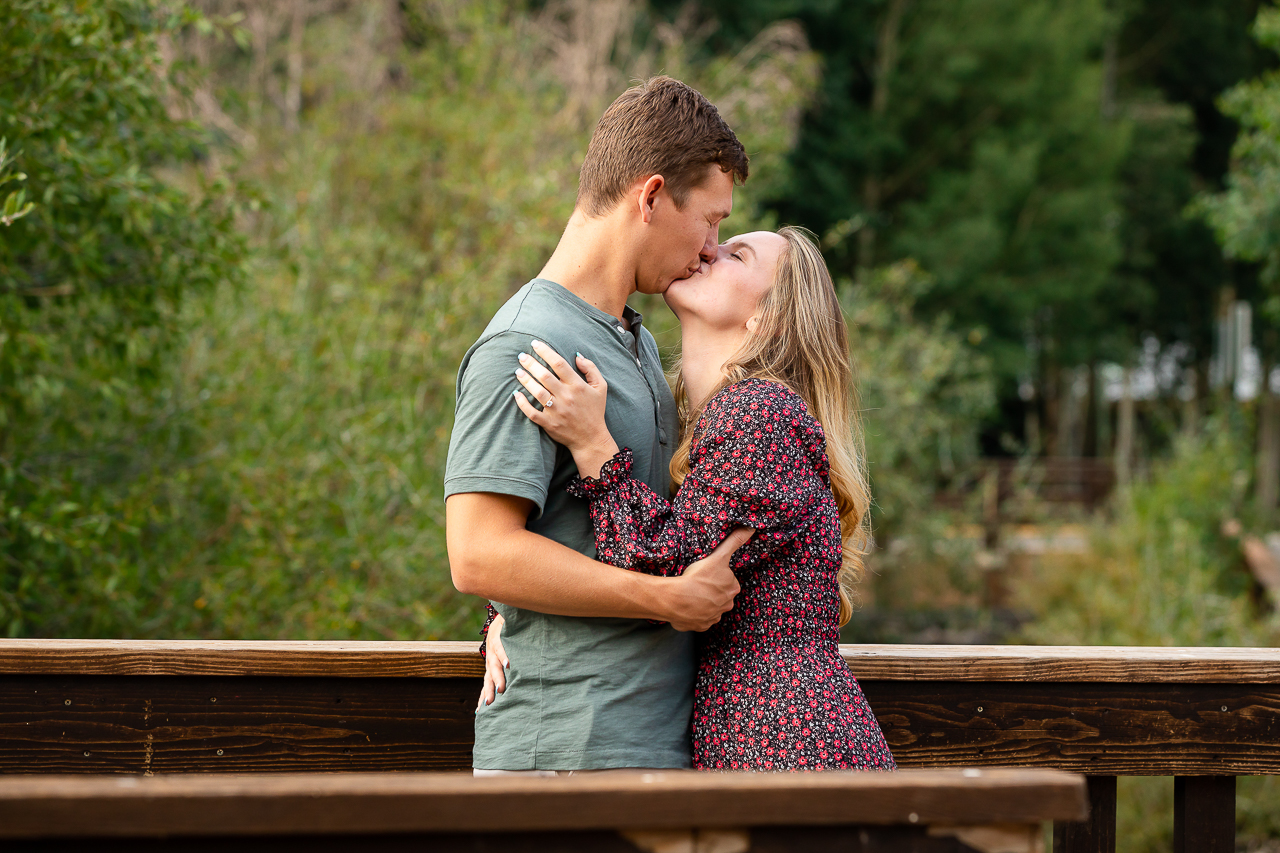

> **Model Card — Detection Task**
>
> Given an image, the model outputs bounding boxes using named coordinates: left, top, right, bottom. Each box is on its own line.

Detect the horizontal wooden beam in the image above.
left=0, top=675, right=477, bottom=774
left=3, top=641, right=1278, bottom=683
left=867, top=681, right=1280, bottom=775
left=0, top=768, right=1086, bottom=838
left=3, top=674, right=1277, bottom=776
left=844, top=644, right=1280, bottom=683
left=0, top=640, right=483, bottom=679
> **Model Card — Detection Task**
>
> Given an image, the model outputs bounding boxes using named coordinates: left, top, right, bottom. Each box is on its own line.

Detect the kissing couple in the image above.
left=445, top=76, right=895, bottom=775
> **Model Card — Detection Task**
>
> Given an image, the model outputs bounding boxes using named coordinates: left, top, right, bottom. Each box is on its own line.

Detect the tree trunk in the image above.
left=247, top=4, right=271, bottom=128
left=1083, top=362, right=1099, bottom=458
left=1258, top=362, right=1279, bottom=522
left=858, top=0, right=909, bottom=280
left=285, top=0, right=308, bottom=134
left=1116, top=367, right=1135, bottom=487
left=1043, top=363, right=1061, bottom=457
left=1024, top=399, right=1041, bottom=455
left=1181, top=367, right=1199, bottom=437
left=1100, top=28, right=1118, bottom=120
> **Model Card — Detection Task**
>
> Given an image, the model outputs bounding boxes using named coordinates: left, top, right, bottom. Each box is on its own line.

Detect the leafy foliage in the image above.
left=846, top=262, right=994, bottom=540
left=1196, top=6, right=1280, bottom=321
left=0, top=139, right=35, bottom=227
left=0, top=0, right=244, bottom=636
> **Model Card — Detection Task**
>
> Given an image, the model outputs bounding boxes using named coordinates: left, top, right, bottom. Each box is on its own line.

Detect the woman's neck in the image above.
left=679, top=324, right=748, bottom=410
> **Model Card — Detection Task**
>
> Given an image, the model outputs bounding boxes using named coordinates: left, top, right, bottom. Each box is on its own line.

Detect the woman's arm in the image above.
left=570, top=381, right=822, bottom=576
left=509, top=345, right=820, bottom=576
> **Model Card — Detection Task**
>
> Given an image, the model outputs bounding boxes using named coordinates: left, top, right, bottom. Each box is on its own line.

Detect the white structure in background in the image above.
left=1211, top=300, right=1264, bottom=399
left=1097, top=300, right=1275, bottom=403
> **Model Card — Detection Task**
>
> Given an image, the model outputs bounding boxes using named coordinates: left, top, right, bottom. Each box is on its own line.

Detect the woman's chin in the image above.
left=662, top=288, right=689, bottom=315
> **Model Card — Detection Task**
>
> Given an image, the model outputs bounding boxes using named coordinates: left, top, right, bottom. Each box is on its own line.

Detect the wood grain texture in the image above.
left=4, top=826, right=1018, bottom=852
left=4, top=640, right=1278, bottom=683
left=1053, top=775, right=1116, bottom=853
left=864, top=681, right=1280, bottom=775
left=0, top=640, right=483, bottom=678
left=842, top=644, right=1280, bottom=683
left=4, top=674, right=1280, bottom=776
left=1173, top=776, right=1235, bottom=853
left=0, top=676, right=476, bottom=774
left=0, top=768, right=1085, bottom=838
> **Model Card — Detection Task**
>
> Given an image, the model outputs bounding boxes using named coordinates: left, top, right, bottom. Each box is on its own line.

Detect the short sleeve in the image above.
left=444, top=332, right=558, bottom=516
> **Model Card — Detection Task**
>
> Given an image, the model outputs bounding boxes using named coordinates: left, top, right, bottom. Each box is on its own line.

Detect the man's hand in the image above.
left=663, top=527, right=752, bottom=632
left=478, top=613, right=509, bottom=709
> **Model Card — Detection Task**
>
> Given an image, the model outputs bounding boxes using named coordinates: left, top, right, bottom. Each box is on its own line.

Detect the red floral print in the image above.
left=566, top=378, right=895, bottom=772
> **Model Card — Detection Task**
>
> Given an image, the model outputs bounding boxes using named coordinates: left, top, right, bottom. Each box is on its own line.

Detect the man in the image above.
left=445, top=76, right=751, bottom=773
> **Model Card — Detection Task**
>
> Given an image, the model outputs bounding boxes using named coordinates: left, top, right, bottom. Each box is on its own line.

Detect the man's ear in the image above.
left=637, top=175, right=665, bottom=224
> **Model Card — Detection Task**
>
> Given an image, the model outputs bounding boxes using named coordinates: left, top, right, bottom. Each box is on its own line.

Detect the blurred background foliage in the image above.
left=0, top=0, right=1277, bottom=638
left=8, top=0, right=1280, bottom=844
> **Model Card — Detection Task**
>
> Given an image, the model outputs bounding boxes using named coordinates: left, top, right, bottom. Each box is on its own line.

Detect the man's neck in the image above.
left=538, top=209, right=637, bottom=321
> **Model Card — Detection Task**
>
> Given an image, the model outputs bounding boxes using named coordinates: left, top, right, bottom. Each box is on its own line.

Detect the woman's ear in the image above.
left=746, top=314, right=761, bottom=333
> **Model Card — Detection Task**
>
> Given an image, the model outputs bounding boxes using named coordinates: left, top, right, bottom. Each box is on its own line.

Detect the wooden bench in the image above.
left=0, top=767, right=1086, bottom=851
left=2, top=640, right=1277, bottom=852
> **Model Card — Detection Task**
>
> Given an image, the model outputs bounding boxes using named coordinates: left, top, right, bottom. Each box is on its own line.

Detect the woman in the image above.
left=489, top=226, right=894, bottom=772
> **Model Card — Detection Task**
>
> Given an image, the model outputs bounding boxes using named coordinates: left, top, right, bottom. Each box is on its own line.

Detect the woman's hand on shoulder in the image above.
left=512, top=340, right=619, bottom=478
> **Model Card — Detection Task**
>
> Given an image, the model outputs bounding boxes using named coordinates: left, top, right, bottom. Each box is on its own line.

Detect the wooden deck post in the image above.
left=1173, top=776, right=1235, bottom=853
left=1053, top=775, right=1115, bottom=853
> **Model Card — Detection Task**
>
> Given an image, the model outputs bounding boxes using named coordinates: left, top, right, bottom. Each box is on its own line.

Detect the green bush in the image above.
left=0, top=0, right=244, bottom=636
left=1011, top=414, right=1280, bottom=851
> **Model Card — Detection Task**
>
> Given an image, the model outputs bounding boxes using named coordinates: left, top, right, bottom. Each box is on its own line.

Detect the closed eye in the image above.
left=731, top=251, right=744, bottom=261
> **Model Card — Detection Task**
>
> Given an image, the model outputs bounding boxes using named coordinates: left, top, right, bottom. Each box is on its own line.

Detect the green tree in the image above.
left=658, top=0, right=1130, bottom=440
left=0, top=0, right=243, bottom=635
left=1197, top=6, right=1280, bottom=306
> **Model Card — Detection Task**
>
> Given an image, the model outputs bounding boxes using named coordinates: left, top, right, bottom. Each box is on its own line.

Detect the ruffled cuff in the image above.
left=566, top=447, right=635, bottom=499
left=478, top=602, right=498, bottom=659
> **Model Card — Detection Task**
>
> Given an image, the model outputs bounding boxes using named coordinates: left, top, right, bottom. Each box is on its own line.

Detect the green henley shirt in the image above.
left=444, top=278, right=691, bottom=770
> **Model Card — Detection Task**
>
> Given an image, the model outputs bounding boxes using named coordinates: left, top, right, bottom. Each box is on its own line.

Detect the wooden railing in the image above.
left=2, top=640, right=1277, bottom=852
left=0, top=768, right=1087, bottom=851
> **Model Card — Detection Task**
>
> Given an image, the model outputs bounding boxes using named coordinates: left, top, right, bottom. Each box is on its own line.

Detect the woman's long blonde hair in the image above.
left=669, top=226, right=871, bottom=626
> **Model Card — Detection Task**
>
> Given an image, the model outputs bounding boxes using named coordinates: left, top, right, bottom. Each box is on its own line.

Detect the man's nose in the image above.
left=699, top=228, right=719, bottom=264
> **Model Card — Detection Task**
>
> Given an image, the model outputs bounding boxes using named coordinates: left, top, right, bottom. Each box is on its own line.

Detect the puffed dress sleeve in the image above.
left=568, top=381, right=826, bottom=577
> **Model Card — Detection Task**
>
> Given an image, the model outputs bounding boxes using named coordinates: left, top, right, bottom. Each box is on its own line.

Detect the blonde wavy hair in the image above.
left=669, top=226, right=872, bottom=626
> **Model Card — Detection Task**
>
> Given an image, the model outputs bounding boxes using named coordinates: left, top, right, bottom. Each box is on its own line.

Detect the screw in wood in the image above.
left=977, top=706, right=984, bottom=713
left=63, top=699, right=70, bottom=706
left=216, top=749, right=223, bottom=756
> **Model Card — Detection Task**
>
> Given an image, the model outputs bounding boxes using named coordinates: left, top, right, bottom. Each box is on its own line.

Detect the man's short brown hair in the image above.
left=576, top=76, right=749, bottom=217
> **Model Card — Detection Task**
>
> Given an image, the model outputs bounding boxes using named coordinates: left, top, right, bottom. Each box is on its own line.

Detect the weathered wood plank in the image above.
left=843, top=645, right=1280, bottom=683
left=0, top=768, right=1086, bottom=838
left=0, top=640, right=483, bottom=678
left=864, top=682, right=1280, bottom=775
left=2, top=826, right=1019, bottom=852
left=4, top=640, right=1278, bottom=683
left=0, top=676, right=476, bottom=774
left=5, top=675, right=1280, bottom=776
left=1173, top=776, right=1235, bottom=853
left=1052, top=776, right=1116, bottom=853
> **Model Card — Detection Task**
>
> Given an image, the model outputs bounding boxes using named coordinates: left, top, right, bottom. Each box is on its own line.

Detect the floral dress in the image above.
left=566, top=378, right=895, bottom=772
